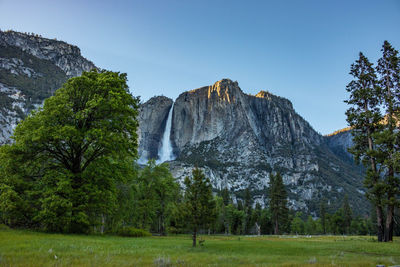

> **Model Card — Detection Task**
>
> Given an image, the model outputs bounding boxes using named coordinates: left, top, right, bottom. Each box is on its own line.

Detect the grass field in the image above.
left=0, top=227, right=399, bottom=266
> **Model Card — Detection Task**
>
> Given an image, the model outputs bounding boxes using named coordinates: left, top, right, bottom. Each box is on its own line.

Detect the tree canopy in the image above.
left=345, top=41, right=400, bottom=242
left=0, top=70, right=140, bottom=233
left=183, top=168, right=216, bottom=247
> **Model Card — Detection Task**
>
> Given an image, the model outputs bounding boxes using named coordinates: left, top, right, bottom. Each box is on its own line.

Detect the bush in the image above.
left=0, top=224, right=10, bottom=230
left=117, top=227, right=151, bottom=237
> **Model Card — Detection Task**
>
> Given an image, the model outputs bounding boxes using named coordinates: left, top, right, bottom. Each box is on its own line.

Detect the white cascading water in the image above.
left=156, top=103, right=175, bottom=163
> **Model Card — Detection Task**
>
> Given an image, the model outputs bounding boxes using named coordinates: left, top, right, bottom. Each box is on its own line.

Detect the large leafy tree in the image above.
left=375, top=41, right=400, bottom=242
left=134, top=160, right=179, bottom=235
left=183, top=168, right=216, bottom=247
left=268, top=172, right=288, bottom=235
left=345, top=52, right=385, bottom=241
left=0, top=70, right=139, bottom=233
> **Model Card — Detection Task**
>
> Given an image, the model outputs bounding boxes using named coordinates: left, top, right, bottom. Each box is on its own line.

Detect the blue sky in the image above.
left=1, top=0, right=399, bottom=134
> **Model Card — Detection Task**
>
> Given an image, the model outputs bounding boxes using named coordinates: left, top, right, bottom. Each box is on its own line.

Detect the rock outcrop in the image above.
left=325, top=129, right=354, bottom=163
left=0, top=30, right=96, bottom=144
left=138, top=96, right=173, bottom=162
left=139, top=79, right=366, bottom=215
left=0, top=30, right=96, bottom=76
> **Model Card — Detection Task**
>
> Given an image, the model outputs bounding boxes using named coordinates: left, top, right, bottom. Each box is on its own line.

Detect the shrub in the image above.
left=0, top=224, right=10, bottom=230
left=117, top=227, right=151, bottom=237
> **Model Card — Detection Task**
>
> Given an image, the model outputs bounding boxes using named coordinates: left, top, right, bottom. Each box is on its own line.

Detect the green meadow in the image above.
left=0, top=227, right=399, bottom=266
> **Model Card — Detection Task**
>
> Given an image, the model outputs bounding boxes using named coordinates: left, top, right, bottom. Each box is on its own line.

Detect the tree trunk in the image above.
left=255, top=222, right=261, bottom=236
left=384, top=72, right=394, bottom=242
left=385, top=203, right=394, bottom=242
left=366, top=115, right=384, bottom=242
left=100, top=214, right=105, bottom=234
left=192, top=227, right=197, bottom=247
left=376, top=206, right=384, bottom=242
left=274, top=218, right=279, bottom=235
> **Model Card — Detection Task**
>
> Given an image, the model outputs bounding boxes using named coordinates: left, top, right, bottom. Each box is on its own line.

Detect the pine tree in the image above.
left=376, top=41, right=400, bottom=242
left=183, top=168, right=216, bottom=247
left=243, top=188, right=252, bottom=234
left=221, top=187, right=231, bottom=206
left=319, top=199, right=327, bottom=234
left=268, top=172, right=289, bottom=235
left=345, top=52, right=385, bottom=241
left=342, top=195, right=353, bottom=234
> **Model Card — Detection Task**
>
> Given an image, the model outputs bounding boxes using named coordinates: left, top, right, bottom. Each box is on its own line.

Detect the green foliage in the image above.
left=375, top=40, right=400, bottom=242
left=268, top=172, right=289, bottom=234
left=225, top=204, right=245, bottom=235
left=0, top=70, right=139, bottom=233
left=0, top=224, right=10, bottom=230
left=342, top=195, right=352, bottom=234
left=345, top=51, right=385, bottom=241
left=304, top=215, right=316, bottom=235
left=133, top=159, right=180, bottom=235
left=183, top=168, right=216, bottom=246
left=291, top=212, right=305, bottom=234
left=345, top=41, right=400, bottom=241
left=320, top=199, right=327, bottom=234
left=0, top=184, right=27, bottom=226
left=116, top=227, right=151, bottom=237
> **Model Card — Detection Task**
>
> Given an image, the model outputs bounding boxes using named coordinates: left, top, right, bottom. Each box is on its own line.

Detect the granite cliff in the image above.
left=0, top=30, right=96, bottom=143
left=138, top=79, right=366, bottom=215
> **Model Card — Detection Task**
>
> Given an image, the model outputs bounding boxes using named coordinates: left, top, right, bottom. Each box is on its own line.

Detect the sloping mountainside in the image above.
left=325, top=128, right=354, bottom=163
left=138, top=79, right=366, bottom=215
left=0, top=30, right=96, bottom=143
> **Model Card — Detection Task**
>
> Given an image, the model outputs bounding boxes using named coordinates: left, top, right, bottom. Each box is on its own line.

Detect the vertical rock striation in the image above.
left=138, top=79, right=366, bottom=215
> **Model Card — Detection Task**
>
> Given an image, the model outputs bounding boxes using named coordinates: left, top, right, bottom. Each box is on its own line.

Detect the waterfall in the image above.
left=157, top=103, right=175, bottom=163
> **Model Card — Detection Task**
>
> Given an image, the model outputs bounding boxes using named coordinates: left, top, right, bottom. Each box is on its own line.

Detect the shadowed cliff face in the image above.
left=325, top=130, right=354, bottom=163
left=138, top=96, right=173, bottom=161
left=138, top=79, right=366, bottom=215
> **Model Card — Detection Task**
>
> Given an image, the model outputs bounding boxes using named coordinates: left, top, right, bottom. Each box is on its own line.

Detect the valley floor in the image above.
left=0, top=228, right=399, bottom=266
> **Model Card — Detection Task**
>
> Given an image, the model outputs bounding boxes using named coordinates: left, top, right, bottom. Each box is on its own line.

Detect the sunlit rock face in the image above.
left=0, top=30, right=96, bottom=144
left=138, top=79, right=366, bottom=215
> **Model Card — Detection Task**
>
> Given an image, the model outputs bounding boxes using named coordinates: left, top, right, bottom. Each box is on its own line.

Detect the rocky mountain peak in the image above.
left=0, top=30, right=96, bottom=76
left=255, top=90, right=272, bottom=99
left=0, top=30, right=97, bottom=144
left=207, top=78, right=241, bottom=103
left=185, top=79, right=242, bottom=103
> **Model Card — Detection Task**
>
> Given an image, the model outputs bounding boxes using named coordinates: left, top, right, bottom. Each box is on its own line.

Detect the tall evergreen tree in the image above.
left=342, top=195, right=353, bottom=234
left=319, top=199, right=327, bottom=234
left=221, top=187, right=231, bottom=206
left=345, top=52, right=385, bottom=241
left=376, top=40, right=400, bottom=242
left=183, top=168, right=216, bottom=247
left=243, top=188, right=253, bottom=234
left=268, top=172, right=289, bottom=235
